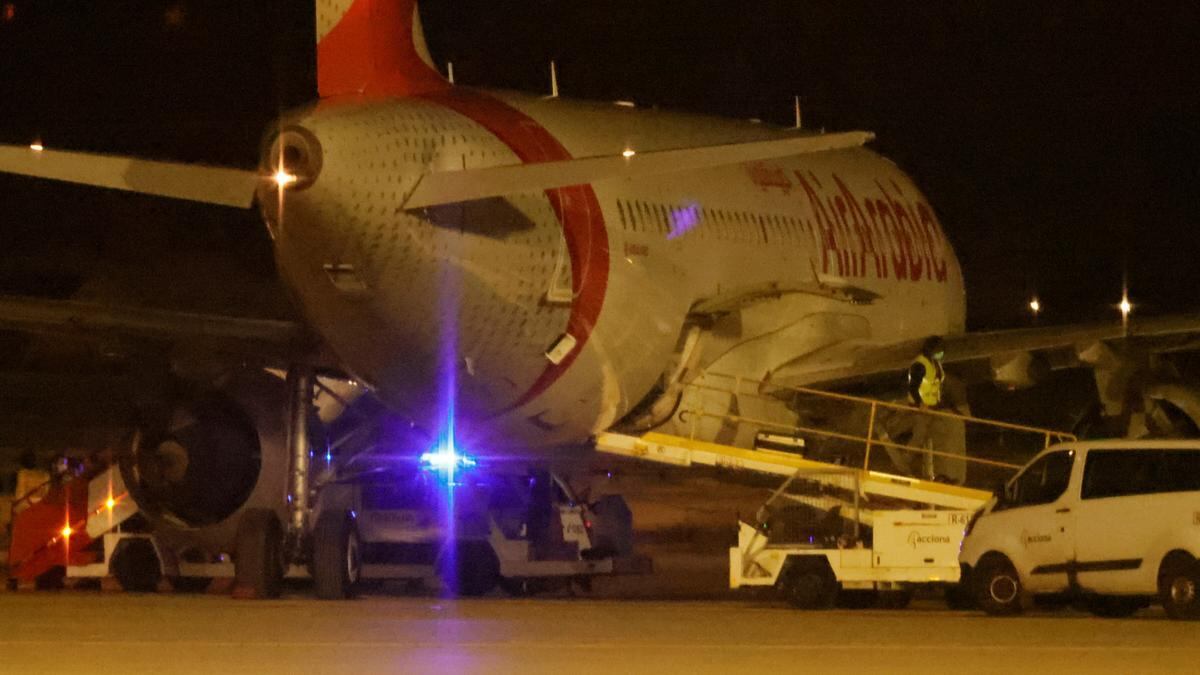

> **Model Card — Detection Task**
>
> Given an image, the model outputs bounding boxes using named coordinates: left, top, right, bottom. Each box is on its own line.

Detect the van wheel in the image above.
left=1159, top=557, right=1200, bottom=620
left=973, top=556, right=1022, bottom=616
left=312, top=511, right=362, bottom=600
left=1086, top=596, right=1144, bottom=618
left=777, top=558, right=837, bottom=609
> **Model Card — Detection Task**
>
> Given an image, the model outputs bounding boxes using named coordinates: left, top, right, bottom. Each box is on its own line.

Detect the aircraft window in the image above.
left=1082, top=450, right=1200, bottom=499
left=1007, top=450, right=1074, bottom=508
left=618, top=200, right=629, bottom=229
left=658, top=204, right=669, bottom=234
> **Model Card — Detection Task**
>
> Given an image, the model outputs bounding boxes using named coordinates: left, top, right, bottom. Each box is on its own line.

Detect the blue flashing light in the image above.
left=419, top=449, right=477, bottom=472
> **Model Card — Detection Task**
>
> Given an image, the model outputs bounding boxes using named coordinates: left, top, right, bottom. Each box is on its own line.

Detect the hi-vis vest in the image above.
left=912, top=354, right=944, bottom=407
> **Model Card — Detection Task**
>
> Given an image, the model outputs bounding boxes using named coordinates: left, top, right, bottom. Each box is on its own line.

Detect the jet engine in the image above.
left=118, top=369, right=291, bottom=554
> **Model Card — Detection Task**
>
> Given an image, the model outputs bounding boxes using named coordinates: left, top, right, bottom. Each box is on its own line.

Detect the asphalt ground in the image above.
left=0, top=592, right=1194, bottom=674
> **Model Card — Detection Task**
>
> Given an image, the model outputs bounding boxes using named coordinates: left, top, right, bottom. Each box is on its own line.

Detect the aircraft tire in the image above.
left=234, top=508, right=283, bottom=599
left=112, top=538, right=162, bottom=593
left=313, top=511, right=362, bottom=600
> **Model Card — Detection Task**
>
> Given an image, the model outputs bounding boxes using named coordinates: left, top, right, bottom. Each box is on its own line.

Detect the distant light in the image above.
left=622, top=148, right=636, bottom=158
left=29, top=142, right=44, bottom=152
left=272, top=169, right=298, bottom=188
left=61, top=525, right=72, bottom=538
left=613, top=100, right=636, bottom=108
left=2, top=3, right=14, bottom=23
left=106, top=497, right=116, bottom=510
left=1029, top=298, right=1041, bottom=314
left=1119, top=296, right=1132, bottom=317
left=164, top=4, right=186, bottom=28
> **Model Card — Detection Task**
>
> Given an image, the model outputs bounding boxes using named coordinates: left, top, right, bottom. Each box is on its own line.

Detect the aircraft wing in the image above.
left=403, top=131, right=873, bottom=209
left=766, top=313, right=1200, bottom=389
left=0, top=294, right=309, bottom=365
left=0, top=144, right=260, bottom=208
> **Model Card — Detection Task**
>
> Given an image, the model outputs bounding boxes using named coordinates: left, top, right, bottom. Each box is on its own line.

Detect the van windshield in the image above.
left=1007, top=450, right=1074, bottom=508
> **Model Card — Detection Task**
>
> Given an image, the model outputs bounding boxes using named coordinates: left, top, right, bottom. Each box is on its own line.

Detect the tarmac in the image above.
left=0, top=592, right=1195, bottom=674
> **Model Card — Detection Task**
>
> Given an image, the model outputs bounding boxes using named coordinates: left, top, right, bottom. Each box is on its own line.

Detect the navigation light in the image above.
left=272, top=169, right=299, bottom=188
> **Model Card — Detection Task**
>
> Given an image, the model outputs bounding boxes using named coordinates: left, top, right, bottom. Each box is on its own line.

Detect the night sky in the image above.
left=1, top=1, right=1198, bottom=330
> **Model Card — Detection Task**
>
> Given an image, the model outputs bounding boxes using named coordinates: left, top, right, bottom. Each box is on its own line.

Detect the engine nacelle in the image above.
left=990, top=351, right=1050, bottom=391
left=119, top=370, right=291, bottom=554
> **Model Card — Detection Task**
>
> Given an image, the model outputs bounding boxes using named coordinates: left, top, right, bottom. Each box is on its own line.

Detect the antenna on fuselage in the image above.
left=447, top=61, right=455, bottom=85
left=794, top=95, right=803, bottom=129
left=549, top=61, right=560, bottom=98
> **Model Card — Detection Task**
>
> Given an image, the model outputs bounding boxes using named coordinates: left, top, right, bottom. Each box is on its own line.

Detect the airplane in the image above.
left=3, top=0, right=1200, bottom=596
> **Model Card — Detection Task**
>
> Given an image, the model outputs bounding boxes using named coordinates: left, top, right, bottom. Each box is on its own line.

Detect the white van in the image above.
left=960, top=440, right=1200, bottom=619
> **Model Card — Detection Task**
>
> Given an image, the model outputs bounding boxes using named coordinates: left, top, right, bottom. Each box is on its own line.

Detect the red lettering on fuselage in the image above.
left=796, top=171, right=948, bottom=283
left=745, top=162, right=793, bottom=194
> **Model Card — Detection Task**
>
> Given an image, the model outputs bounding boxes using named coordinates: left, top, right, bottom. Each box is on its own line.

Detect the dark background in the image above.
left=1, top=0, right=1198, bottom=329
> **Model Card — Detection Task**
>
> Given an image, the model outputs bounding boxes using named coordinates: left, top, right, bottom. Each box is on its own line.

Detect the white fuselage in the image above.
left=259, top=89, right=965, bottom=449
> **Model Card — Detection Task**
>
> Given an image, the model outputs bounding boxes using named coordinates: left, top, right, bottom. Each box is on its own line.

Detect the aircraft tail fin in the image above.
left=317, top=0, right=449, bottom=98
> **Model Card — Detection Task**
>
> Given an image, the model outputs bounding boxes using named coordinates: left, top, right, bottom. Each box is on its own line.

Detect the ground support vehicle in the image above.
left=960, top=439, right=1200, bottom=620
left=596, top=432, right=990, bottom=608
left=308, top=454, right=650, bottom=599
left=728, top=467, right=974, bottom=608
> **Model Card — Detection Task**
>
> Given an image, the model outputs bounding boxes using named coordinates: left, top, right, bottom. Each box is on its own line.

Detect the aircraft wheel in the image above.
left=973, top=555, right=1023, bottom=616
left=313, top=510, right=362, bottom=600
left=1160, top=556, right=1200, bottom=620
left=234, top=508, right=284, bottom=599
left=112, top=539, right=162, bottom=593
left=777, top=557, right=837, bottom=609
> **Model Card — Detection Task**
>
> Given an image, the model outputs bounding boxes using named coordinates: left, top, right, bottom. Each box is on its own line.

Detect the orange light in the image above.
left=61, top=525, right=72, bottom=538
left=106, top=497, right=116, bottom=510
left=621, top=148, right=636, bottom=158
left=272, top=169, right=298, bottom=188
left=29, top=142, right=44, bottom=152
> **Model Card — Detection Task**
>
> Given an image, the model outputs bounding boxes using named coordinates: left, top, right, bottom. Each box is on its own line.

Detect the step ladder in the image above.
left=7, top=466, right=138, bottom=584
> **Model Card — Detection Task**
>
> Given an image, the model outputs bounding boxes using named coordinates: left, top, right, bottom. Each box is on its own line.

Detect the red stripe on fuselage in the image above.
left=422, top=90, right=611, bottom=412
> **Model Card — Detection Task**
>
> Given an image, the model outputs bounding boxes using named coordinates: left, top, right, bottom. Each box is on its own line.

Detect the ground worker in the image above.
left=883, top=336, right=955, bottom=481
